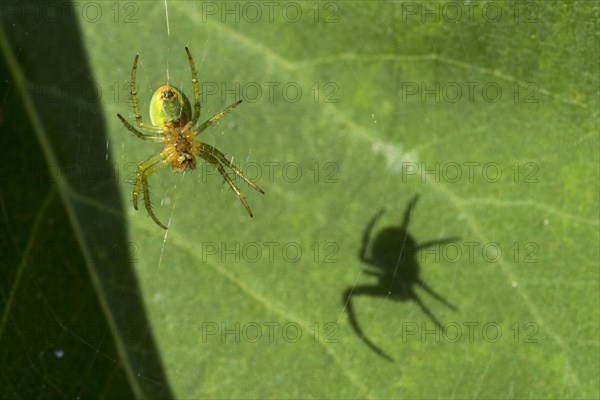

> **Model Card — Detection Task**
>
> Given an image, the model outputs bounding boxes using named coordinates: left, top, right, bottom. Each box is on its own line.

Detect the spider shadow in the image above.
left=1, top=1, right=172, bottom=397
left=343, top=194, right=459, bottom=361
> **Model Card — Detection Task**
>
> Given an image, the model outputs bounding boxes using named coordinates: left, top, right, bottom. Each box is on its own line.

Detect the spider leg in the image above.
left=129, top=54, right=163, bottom=134
left=133, top=153, right=169, bottom=229
left=185, top=47, right=201, bottom=126
left=140, top=174, right=168, bottom=230
left=196, top=100, right=243, bottom=133
left=199, top=150, right=255, bottom=217
left=199, top=143, right=264, bottom=194
left=117, top=114, right=164, bottom=141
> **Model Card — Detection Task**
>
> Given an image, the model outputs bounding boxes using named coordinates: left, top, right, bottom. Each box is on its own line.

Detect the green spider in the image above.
left=117, top=47, right=264, bottom=229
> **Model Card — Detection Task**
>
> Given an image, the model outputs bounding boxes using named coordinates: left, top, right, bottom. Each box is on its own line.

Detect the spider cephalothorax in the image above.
left=161, top=121, right=199, bottom=173
left=117, top=48, right=263, bottom=229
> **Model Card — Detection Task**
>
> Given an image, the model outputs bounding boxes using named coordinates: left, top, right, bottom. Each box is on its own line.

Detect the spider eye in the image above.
left=162, top=90, right=175, bottom=99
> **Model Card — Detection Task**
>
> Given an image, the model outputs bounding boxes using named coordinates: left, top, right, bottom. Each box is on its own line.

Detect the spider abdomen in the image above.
left=150, top=85, right=192, bottom=127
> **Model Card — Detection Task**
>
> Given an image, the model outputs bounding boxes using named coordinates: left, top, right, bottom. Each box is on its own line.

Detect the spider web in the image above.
left=2, top=1, right=599, bottom=398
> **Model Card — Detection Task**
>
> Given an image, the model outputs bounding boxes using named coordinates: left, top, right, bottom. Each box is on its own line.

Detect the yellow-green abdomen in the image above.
left=149, top=85, right=192, bottom=127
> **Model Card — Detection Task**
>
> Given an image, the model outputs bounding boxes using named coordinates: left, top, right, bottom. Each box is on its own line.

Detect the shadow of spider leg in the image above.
left=343, top=286, right=395, bottom=362
left=412, top=238, right=460, bottom=331
left=408, top=282, right=455, bottom=331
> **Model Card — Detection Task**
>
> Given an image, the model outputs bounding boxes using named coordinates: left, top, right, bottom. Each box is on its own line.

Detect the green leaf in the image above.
left=3, top=1, right=598, bottom=398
